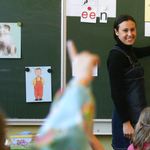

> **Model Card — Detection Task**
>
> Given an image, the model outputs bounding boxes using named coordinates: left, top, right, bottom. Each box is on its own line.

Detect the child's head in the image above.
left=133, top=107, right=150, bottom=149
left=35, top=68, right=41, bottom=77
left=0, top=110, right=6, bottom=150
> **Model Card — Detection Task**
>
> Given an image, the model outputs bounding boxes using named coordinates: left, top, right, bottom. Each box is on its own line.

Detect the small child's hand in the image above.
left=67, top=40, right=100, bottom=85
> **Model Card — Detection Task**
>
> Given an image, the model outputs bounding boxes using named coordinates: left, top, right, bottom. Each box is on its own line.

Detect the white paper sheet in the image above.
left=145, top=0, right=150, bottom=36
left=25, top=66, right=52, bottom=103
left=145, top=22, right=150, bottom=37
left=99, top=11, right=108, bottom=23
left=80, top=5, right=97, bottom=23
left=72, top=62, right=98, bottom=77
left=66, top=0, right=116, bottom=18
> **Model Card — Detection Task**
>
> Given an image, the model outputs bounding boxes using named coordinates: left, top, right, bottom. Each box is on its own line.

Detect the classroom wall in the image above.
left=6, top=126, right=113, bottom=150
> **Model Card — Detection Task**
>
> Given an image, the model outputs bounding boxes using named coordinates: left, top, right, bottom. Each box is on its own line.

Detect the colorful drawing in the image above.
left=0, top=25, right=18, bottom=57
left=0, top=23, right=21, bottom=58
left=25, top=66, right=52, bottom=103
left=10, top=138, right=35, bottom=148
left=32, top=68, right=45, bottom=101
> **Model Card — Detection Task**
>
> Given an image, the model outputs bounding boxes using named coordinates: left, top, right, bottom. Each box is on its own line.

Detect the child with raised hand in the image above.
left=29, top=41, right=104, bottom=150
left=128, top=107, right=150, bottom=150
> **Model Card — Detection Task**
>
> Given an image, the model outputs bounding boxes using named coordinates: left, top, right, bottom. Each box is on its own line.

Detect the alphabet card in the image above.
left=66, top=0, right=116, bottom=23
left=25, top=66, right=52, bottom=103
left=99, top=8, right=107, bottom=23
left=81, top=5, right=97, bottom=23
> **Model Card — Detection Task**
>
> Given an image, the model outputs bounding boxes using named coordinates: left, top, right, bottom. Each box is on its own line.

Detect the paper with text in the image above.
left=66, top=0, right=116, bottom=18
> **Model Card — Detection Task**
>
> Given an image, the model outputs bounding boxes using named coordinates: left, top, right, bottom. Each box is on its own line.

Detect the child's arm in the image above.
left=90, top=134, right=105, bottom=150
left=32, top=78, right=36, bottom=86
left=41, top=78, right=45, bottom=85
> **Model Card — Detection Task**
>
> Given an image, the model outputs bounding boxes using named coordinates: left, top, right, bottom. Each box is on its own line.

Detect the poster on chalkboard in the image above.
left=66, top=0, right=116, bottom=18
left=145, top=0, right=150, bottom=36
left=25, top=66, right=52, bottom=103
left=0, top=23, right=21, bottom=58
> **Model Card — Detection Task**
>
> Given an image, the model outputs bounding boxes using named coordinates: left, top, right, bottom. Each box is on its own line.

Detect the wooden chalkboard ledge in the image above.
left=6, top=119, right=112, bottom=135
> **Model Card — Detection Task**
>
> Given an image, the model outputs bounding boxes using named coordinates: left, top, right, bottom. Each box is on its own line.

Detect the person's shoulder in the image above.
left=108, top=46, right=126, bottom=58
left=107, top=48, right=126, bottom=64
left=127, top=143, right=134, bottom=150
left=144, top=142, right=150, bottom=149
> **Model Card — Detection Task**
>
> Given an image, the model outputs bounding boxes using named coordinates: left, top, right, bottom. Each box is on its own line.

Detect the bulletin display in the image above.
left=1, top=0, right=150, bottom=120
left=0, top=0, right=61, bottom=118
left=67, top=0, right=150, bottom=119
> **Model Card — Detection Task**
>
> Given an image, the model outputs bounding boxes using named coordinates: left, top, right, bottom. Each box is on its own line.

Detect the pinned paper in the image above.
left=145, top=0, right=150, bottom=36
left=66, top=0, right=116, bottom=20
left=100, top=11, right=107, bottom=23
left=81, top=0, right=98, bottom=23
left=0, top=23, right=21, bottom=58
left=145, top=22, right=150, bottom=37
left=145, top=0, right=150, bottom=22
left=92, top=64, right=98, bottom=76
left=81, top=6, right=97, bottom=23
left=25, top=66, right=52, bottom=103
left=72, top=62, right=98, bottom=76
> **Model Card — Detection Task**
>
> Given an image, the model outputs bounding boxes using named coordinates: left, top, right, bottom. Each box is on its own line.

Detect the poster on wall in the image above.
left=25, top=66, right=52, bottom=103
left=145, top=0, right=150, bottom=36
left=0, top=23, right=21, bottom=58
left=66, top=0, right=116, bottom=23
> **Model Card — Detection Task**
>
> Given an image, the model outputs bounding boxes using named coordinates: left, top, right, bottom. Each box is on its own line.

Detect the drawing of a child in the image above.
left=32, top=68, right=45, bottom=101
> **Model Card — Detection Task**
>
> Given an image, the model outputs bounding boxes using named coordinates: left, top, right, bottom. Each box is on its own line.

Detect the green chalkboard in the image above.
left=0, top=0, right=61, bottom=118
left=67, top=0, right=150, bottom=119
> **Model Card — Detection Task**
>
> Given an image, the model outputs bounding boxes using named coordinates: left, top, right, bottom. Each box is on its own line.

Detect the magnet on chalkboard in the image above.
left=17, top=22, right=22, bottom=27
left=47, top=69, right=52, bottom=73
left=25, top=68, right=30, bottom=72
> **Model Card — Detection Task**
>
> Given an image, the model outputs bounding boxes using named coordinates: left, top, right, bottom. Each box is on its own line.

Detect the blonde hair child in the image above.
left=128, top=107, right=150, bottom=150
